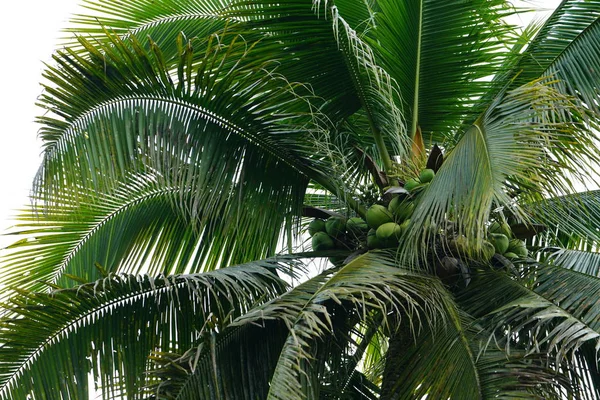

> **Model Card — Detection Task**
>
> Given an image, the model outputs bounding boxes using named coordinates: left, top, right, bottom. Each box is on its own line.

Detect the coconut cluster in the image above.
left=487, top=221, right=528, bottom=259
left=307, top=166, right=530, bottom=270
left=308, top=169, right=435, bottom=255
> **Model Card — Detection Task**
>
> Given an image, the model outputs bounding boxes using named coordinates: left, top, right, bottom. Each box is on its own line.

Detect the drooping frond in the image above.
left=456, top=264, right=600, bottom=398
left=33, top=32, right=328, bottom=272
left=0, top=262, right=289, bottom=400
left=70, top=0, right=367, bottom=123
left=265, top=251, right=454, bottom=400
left=148, top=251, right=453, bottom=399
left=2, top=172, right=216, bottom=293
left=401, top=79, right=593, bottom=262
left=526, top=190, right=600, bottom=249
left=381, top=312, right=571, bottom=399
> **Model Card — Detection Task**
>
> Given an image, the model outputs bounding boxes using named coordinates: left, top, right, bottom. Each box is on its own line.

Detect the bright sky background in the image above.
left=0, top=0, right=560, bottom=251
left=0, top=0, right=80, bottom=248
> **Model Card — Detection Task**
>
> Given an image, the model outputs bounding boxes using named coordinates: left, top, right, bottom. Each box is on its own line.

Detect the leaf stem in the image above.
left=411, top=0, right=424, bottom=138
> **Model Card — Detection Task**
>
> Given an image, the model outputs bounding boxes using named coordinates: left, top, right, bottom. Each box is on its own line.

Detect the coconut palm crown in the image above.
left=2, top=0, right=600, bottom=399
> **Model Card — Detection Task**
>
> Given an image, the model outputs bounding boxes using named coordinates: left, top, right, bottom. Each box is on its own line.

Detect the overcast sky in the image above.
left=0, top=1, right=559, bottom=250
left=0, top=0, right=80, bottom=248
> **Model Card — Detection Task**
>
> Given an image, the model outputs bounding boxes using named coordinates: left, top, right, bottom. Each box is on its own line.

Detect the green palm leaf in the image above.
left=0, top=262, right=290, bottom=400
left=457, top=264, right=600, bottom=399
left=148, top=251, right=452, bottom=399
left=527, top=190, right=600, bottom=249
left=371, top=0, right=517, bottom=140
left=381, top=314, right=571, bottom=399
left=544, top=247, right=600, bottom=277
left=508, top=1, right=600, bottom=95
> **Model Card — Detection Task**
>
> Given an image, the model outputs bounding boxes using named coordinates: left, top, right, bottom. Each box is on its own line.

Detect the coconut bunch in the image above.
left=487, top=221, right=528, bottom=259
left=307, top=168, right=434, bottom=256
left=307, top=159, right=532, bottom=275
left=403, top=168, right=435, bottom=192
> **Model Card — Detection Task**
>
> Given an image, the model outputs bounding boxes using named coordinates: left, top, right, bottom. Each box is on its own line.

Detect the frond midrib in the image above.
left=0, top=277, right=194, bottom=398
left=410, top=0, right=423, bottom=138
left=40, top=94, right=308, bottom=176
left=48, top=185, right=185, bottom=286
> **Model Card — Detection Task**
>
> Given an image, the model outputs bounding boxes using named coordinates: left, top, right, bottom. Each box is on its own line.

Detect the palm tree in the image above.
left=1, top=0, right=600, bottom=398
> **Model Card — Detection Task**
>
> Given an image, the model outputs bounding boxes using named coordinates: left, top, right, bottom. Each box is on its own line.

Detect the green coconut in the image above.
left=366, top=204, right=393, bottom=229
left=489, top=233, right=509, bottom=254
left=508, top=238, right=520, bottom=251
left=312, top=232, right=335, bottom=251
left=308, top=219, right=326, bottom=236
left=346, top=217, right=369, bottom=235
left=504, top=252, right=518, bottom=259
left=388, top=196, right=402, bottom=214
left=389, top=198, right=415, bottom=222
left=489, top=221, right=511, bottom=237
left=404, top=179, right=420, bottom=192
left=488, top=221, right=501, bottom=234
left=367, top=229, right=382, bottom=249
left=507, top=238, right=528, bottom=258
left=419, top=168, right=435, bottom=183
left=326, top=216, right=347, bottom=237
left=514, top=245, right=528, bottom=258
left=376, top=222, right=403, bottom=242
left=500, top=222, right=512, bottom=237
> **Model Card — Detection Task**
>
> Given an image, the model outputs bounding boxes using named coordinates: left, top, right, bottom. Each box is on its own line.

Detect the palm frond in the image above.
left=32, top=32, right=330, bottom=271
left=402, top=78, right=591, bottom=262
left=508, top=1, right=600, bottom=98
left=264, top=251, right=450, bottom=400
left=526, top=190, right=600, bottom=249
left=148, top=251, right=452, bottom=399
left=2, top=173, right=201, bottom=293
left=459, top=265, right=600, bottom=385
left=381, top=313, right=570, bottom=399
left=371, top=0, right=518, bottom=141
left=0, top=262, right=289, bottom=400
left=543, top=247, right=600, bottom=277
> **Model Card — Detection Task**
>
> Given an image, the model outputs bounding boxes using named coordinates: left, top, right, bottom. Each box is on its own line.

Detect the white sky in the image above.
left=0, top=0, right=80, bottom=248
left=0, top=1, right=559, bottom=250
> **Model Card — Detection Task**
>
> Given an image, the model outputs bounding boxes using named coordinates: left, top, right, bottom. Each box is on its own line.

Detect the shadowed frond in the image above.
left=148, top=251, right=452, bottom=399
left=459, top=265, right=600, bottom=387
left=33, top=32, right=331, bottom=271
left=381, top=313, right=572, bottom=399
